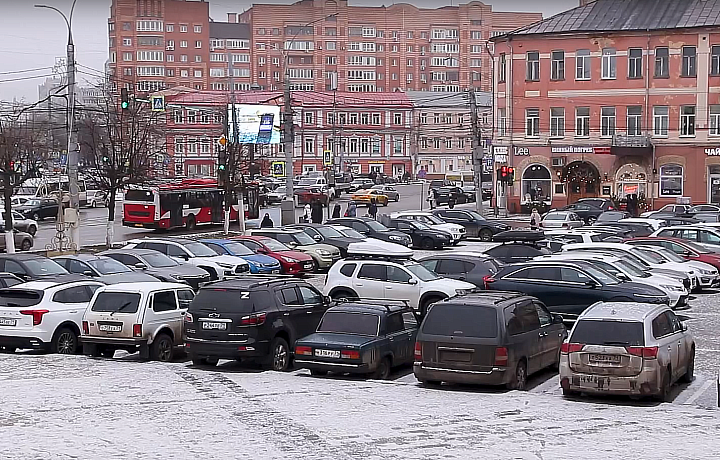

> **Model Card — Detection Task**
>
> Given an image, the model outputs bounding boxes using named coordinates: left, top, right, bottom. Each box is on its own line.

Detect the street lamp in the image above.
left=36, top=0, right=81, bottom=249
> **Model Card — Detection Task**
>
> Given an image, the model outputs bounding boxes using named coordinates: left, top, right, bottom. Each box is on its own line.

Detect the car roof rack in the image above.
left=492, top=230, right=545, bottom=243
left=335, top=297, right=410, bottom=311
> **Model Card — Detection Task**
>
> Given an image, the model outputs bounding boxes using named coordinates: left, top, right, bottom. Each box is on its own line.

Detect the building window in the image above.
left=180, top=40, right=187, bottom=48
left=166, top=24, right=173, bottom=32
left=601, top=48, right=616, bottom=79
left=682, top=46, right=697, bottom=77
left=445, top=138, right=452, bottom=149
left=521, top=164, right=552, bottom=204
left=653, top=106, right=669, bottom=136
left=575, top=107, right=590, bottom=137
left=372, top=139, right=381, bottom=154
left=372, top=113, right=381, bottom=125
left=194, top=25, right=202, bottom=33
left=394, top=113, right=402, bottom=125
left=420, top=138, right=428, bottom=149
left=433, top=138, right=441, bottom=149
left=180, top=24, right=187, bottom=33
left=655, top=47, right=669, bottom=77
left=680, top=105, right=696, bottom=136
left=660, top=164, right=683, bottom=197
left=600, top=107, right=616, bottom=137
left=526, top=51, right=539, bottom=81
left=710, top=105, right=720, bottom=136
left=419, top=113, right=427, bottom=124
left=304, top=138, right=315, bottom=154
left=712, top=46, right=720, bottom=76
left=499, top=53, right=506, bottom=82
left=394, top=138, right=403, bottom=154
left=195, top=41, right=202, bottom=49
left=550, top=107, right=565, bottom=138
left=626, top=106, right=642, bottom=136
left=304, top=111, right=313, bottom=125
left=457, top=138, right=465, bottom=149
left=551, top=50, right=565, bottom=80
left=123, top=37, right=132, bottom=46
left=498, top=108, right=507, bottom=136
left=576, top=49, right=591, bottom=80
left=525, top=108, right=540, bottom=137
left=628, top=48, right=642, bottom=79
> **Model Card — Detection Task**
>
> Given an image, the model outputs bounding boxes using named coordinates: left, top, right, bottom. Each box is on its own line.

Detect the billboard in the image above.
left=227, top=104, right=282, bottom=144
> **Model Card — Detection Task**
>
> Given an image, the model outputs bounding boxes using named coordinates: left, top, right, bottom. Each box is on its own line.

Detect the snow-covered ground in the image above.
left=1, top=354, right=718, bottom=459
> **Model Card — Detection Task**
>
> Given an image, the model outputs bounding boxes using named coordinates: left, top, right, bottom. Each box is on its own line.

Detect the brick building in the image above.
left=491, top=0, right=720, bottom=212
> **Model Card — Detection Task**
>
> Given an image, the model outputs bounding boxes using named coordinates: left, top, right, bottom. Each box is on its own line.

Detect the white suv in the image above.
left=0, top=279, right=104, bottom=354
left=324, top=257, right=475, bottom=315
left=391, top=211, right=466, bottom=244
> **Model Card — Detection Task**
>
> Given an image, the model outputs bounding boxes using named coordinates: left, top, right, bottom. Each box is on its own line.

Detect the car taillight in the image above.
left=482, top=275, right=495, bottom=290
left=626, top=346, right=658, bottom=359
left=184, top=312, right=194, bottom=323
left=82, top=321, right=89, bottom=335
left=414, top=342, right=422, bottom=360
left=560, top=342, right=584, bottom=354
left=132, top=324, right=142, bottom=338
left=341, top=350, right=360, bottom=360
left=19, top=309, right=49, bottom=326
left=295, top=346, right=312, bottom=356
left=494, top=346, right=508, bottom=366
left=240, top=312, right=267, bottom=326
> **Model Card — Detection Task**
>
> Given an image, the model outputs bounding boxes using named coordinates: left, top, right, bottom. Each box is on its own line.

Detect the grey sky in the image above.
left=0, top=0, right=577, bottom=101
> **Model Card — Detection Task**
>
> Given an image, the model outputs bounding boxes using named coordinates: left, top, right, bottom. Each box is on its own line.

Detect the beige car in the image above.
left=81, top=282, right=195, bottom=361
left=559, top=301, right=694, bottom=401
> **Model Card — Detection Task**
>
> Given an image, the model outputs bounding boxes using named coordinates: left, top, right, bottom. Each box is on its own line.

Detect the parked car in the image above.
left=15, top=197, right=59, bottom=221
left=10, top=196, right=28, bottom=208
left=285, top=223, right=363, bottom=257
left=0, top=229, right=33, bottom=252
left=682, top=205, right=720, bottom=223
left=560, top=202, right=604, bottom=224
left=184, top=278, right=329, bottom=371
left=53, top=254, right=160, bottom=284
left=641, top=204, right=691, bottom=218
left=484, top=230, right=550, bottom=264
left=351, top=189, right=389, bottom=207
left=593, top=222, right=654, bottom=238
left=540, top=211, right=584, bottom=229
left=0, top=211, right=37, bottom=236
left=124, top=237, right=249, bottom=280
left=82, top=282, right=194, bottom=361
left=432, top=209, right=511, bottom=241
left=199, top=239, right=281, bottom=274
left=328, top=225, right=416, bottom=255
left=370, top=185, right=400, bottom=202
left=391, top=211, right=466, bottom=244
left=414, top=291, right=567, bottom=390
left=652, top=225, right=720, bottom=250
left=595, top=211, right=630, bottom=224
left=624, top=237, right=720, bottom=284
left=250, top=229, right=341, bottom=271
left=323, top=256, right=475, bottom=315
left=418, top=252, right=502, bottom=288
left=434, top=186, right=466, bottom=206
left=295, top=186, right=330, bottom=206
left=630, top=245, right=718, bottom=291
left=326, top=217, right=412, bottom=247
left=86, top=189, right=108, bottom=208
left=385, top=218, right=453, bottom=249
left=618, top=218, right=666, bottom=231
left=266, top=186, right=287, bottom=204
left=348, top=179, right=375, bottom=193
left=0, top=278, right=104, bottom=354
left=487, top=260, right=669, bottom=320
left=576, top=197, right=617, bottom=212
left=542, top=229, right=609, bottom=244
left=232, top=235, right=315, bottom=275
left=100, top=248, right=211, bottom=289
left=294, top=299, right=418, bottom=379
left=0, top=254, right=69, bottom=281
left=559, top=302, right=694, bottom=401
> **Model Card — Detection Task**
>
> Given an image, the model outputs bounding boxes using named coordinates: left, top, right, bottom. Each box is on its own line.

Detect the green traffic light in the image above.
left=218, top=164, right=226, bottom=171
left=121, top=102, right=129, bottom=109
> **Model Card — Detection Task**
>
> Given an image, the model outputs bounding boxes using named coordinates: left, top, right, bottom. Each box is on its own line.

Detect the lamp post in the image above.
left=36, top=0, right=80, bottom=249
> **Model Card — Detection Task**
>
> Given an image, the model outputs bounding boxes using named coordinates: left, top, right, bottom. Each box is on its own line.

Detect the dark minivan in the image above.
left=414, top=292, right=566, bottom=390
left=184, top=278, right=329, bottom=371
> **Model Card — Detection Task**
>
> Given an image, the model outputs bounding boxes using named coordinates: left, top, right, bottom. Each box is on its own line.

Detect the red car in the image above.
left=295, top=187, right=329, bottom=206
left=625, top=236, right=720, bottom=270
left=233, top=236, right=315, bottom=275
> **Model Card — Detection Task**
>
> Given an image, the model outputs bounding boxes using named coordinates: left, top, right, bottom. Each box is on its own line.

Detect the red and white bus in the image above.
left=122, top=179, right=240, bottom=230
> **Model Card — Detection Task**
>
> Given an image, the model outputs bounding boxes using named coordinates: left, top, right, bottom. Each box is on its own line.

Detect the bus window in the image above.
left=125, top=190, right=155, bottom=202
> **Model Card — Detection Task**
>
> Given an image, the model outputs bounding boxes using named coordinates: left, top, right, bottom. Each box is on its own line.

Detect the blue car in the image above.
left=201, top=239, right=282, bottom=274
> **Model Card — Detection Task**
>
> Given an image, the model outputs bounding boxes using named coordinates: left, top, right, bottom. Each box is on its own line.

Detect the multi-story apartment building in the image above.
left=163, top=89, right=413, bottom=178
left=492, top=0, right=720, bottom=212
left=207, top=15, right=255, bottom=92
left=407, top=90, right=491, bottom=180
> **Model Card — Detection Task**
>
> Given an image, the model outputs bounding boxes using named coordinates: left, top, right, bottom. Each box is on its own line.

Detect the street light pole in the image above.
left=36, top=0, right=80, bottom=249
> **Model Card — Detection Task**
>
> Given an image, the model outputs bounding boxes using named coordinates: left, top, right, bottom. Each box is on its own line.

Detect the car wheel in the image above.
left=506, top=360, right=528, bottom=391
left=657, top=367, right=672, bottom=402
left=479, top=229, right=493, bottom=242
left=310, top=369, right=327, bottom=376
left=421, top=237, right=435, bottom=250
left=331, top=290, right=357, bottom=302
left=267, top=337, right=290, bottom=372
left=186, top=215, right=196, bottom=230
left=32, top=212, right=40, bottom=221
left=91, top=200, right=98, bottom=208
left=311, top=258, right=320, bottom=273
left=52, top=327, right=78, bottom=355
left=587, top=216, right=597, bottom=225
left=394, top=196, right=399, bottom=202
left=562, top=388, right=580, bottom=397
left=20, top=239, right=31, bottom=251
left=151, top=333, right=174, bottom=362
left=419, top=379, right=442, bottom=387
left=680, top=349, right=695, bottom=383
left=191, top=356, right=218, bottom=367
left=372, top=357, right=391, bottom=380
left=420, top=295, right=445, bottom=317
left=27, top=225, right=36, bottom=236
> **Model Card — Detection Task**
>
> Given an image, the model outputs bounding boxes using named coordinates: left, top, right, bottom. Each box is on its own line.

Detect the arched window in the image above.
left=660, top=164, right=683, bottom=197
left=616, top=163, right=647, bottom=199
left=521, top=164, right=552, bottom=204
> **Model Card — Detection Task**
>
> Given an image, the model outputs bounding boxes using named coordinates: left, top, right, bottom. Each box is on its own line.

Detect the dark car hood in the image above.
left=296, top=332, right=376, bottom=347
left=162, top=263, right=213, bottom=277
left=418, top=229, right=452, bottom=238
left=376, top=230, right=409, bottom=240
left=608, top=281, right=667, bottom=297
left=15, top=205, right=39, bottom=212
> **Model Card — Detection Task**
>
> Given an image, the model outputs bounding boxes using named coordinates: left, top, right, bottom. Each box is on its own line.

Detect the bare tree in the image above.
left=78, top=87, right=165, bottom=247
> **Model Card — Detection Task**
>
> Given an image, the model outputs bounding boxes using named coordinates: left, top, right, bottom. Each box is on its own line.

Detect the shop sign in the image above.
left=551, top=146, right=610, bottom=155
left=368, top=160, right=386, bottom=164
left=493, top=146, right=508, bottom=164
left=705, top=148, right=720, bottom=156
left=513, top=146, right=530, bottom=156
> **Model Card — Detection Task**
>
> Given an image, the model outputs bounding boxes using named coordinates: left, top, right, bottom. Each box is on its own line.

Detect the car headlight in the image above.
left=389, top=235, right=403, bottom=241
left=700, top=268, right=713, bottom=275
left=245, top=259, right=259, bottom=267
left=281, top=256, right=298, bottom=263
left=633, top=293, right=662, bottom=299
left=317, top=249, right=331, bottom=256
left=169, top=273, right=183, bottom=280
left=661, top=285, right=683, bottom=292
left=455, top=289, right=473, bottom=296
left=216, top=262, right=234, bottom=269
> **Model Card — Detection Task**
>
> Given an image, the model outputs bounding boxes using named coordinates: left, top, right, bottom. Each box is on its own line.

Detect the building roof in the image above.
left=502, top=0, right=720, bottom=37
left=405, top=90, right=491, bottom=109
left=209, top=22, right=251, bottom=40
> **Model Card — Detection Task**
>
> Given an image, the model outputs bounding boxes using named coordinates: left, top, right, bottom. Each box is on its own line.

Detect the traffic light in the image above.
left=120, top=88, right=129, bottom=110
left=499, top=166, right=508, bottom=183
left=218, top=149, right=227, bottom=173
left=102, top=154, right=110, bottom=164
left=507, top=167, right=515, bottom=186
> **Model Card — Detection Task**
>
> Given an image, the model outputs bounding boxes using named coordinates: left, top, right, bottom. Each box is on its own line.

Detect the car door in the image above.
left=148, top=290, right=180, bottom=341
left=504, top=300, right=543, bottom=375
left=298, top=285, right=327, bottom=334
left=401, top=310, right=419, bottom=365
left=651, top=311, right=679, bottom=379
left=276, top=286, right=311, bottom=340
left=52, top=284, right=96, bottom=329
left=395, top=221, right=417, bottom=246
left=495, top=267, right=560, bottom=309
left=533, top=301, right=561, bottom=368
left=354, top=263, right=388, bottom=299
left=3, top=259, right=28, bottom=280
left=384, top=312, right=409, bottom=365
left=350, top=221, right=371, bottom=236
left=558, top=267, right=604, bottom=317
left=665, top=310, right=688, bottom=379
left=383, top=265, right=420, bottom=305
left=436, top=259, right=472, bottom=282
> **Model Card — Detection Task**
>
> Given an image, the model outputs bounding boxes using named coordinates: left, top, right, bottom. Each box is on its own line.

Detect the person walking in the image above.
left=368, top=198, right=378, bottom=220
left=428, top=188, right=436, bottom=209
left=345, top=201, right=357, bottom=217
left=311, top=199, right=324, bottom=224
left=302, top=203, right=311, bottom=223
left=332, top=203, right=341, bottom=219
left=530, top=208, right=541, bottom=230
left=260, top=213, right=274, bottom=228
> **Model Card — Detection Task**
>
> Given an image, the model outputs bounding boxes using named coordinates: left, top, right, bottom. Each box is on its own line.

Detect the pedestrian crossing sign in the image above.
left=151, top=95, right=165, bottom=112
left=271, top=161, right=286, bottom=178
left=323, top=150, right=334, bottom=166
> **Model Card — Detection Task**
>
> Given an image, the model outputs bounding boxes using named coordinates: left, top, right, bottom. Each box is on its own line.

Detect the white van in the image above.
left=15, top=176, right=88, bottom=207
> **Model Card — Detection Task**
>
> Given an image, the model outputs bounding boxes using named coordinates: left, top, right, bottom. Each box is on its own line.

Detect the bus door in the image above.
left=210, top=192, right=223, bottom=223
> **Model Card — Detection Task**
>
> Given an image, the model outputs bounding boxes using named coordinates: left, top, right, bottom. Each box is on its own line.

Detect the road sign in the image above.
left=217, top=135, right=228, bottom=148
left=151, top=95, right=165, bottom=112
left=323, top=149, right=334, bottom=166
left=271, top=161, right=286, bottom=178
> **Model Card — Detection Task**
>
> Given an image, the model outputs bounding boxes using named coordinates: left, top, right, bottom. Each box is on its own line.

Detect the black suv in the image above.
left=326, top=217, right=412, bottom=247
left=386, top=218, right=453, bottom=249
left=432, top=209, right=510, bottom=241
left=286, top=223, right=363, bottom=257
left=184, top=278, right=330, bottom=371
left=418, top=253, right=503, bottom=288
left=0, top=254, right=69, bottom=281
left=294, top=300, right=419, bottom=380
left=414, top=292, right=566, bottom=390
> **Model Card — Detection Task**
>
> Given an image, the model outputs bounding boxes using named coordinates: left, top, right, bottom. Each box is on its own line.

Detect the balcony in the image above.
left=612, top=134, right=652, bottom=156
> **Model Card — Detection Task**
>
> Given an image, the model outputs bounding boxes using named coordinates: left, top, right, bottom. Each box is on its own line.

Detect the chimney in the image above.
left=227, top=13, right=237, bottom=23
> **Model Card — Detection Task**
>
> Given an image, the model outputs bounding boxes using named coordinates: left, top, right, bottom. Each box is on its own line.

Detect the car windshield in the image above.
left=24, top=259, right=68, bottom=276
left=413, top=221, right=432, bottom=230
left=632, top=248, right=665, bottom=264
left=88, top=257, right=132, bottom=275
left=678, top=240, right=711, bottom=254
left=365, top=220, right=389, bottom=232
left=651, top=247, right=685, bottom=263
left=405, top=263, right=440, bottom=281
left=317, top=311, right=379, bottom=336
left=91, top=292, right=141, bottom=313
left=292, top=232, right=316, bottom=245
left=422, top=304, right=498, bottom=338
left=25, top=199, right=41, bottom=206
left=182, top=242, right=218, bottom=257
left=582, top=264, right=620, bottom=285
left=338, top=227, right=365, bottom=239
left=317, top=226, right=344, bottom=238
left=614, top=259, right=649, bottom=278
left=221, top=242, right=254, bottom=256
left=141, top=252, right=179, bottom=268
left=261, top=238, right=291, bottom=252
left=16, top=186, right=37, bottom=196
left=545, top=213, right=566, bottom=220
left=421, top=214, right=445, bottom=225
left=570, top=319, right=645, bottom=346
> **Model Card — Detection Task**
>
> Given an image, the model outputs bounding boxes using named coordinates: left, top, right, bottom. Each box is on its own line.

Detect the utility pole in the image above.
left=225, top=47, right=240, bottom=234
left=470, top=89, right=483, bottom=214
left=281, top=73, right=295, bottom=225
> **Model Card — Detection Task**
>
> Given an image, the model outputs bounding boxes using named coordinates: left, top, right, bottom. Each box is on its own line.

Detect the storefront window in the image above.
left=659, top=164, right=683, bottom=197
left=521, top=164, right=552, bottom=204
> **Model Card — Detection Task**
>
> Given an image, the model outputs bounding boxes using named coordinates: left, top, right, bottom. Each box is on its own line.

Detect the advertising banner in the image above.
left=227, top=104, right=281, bottom=144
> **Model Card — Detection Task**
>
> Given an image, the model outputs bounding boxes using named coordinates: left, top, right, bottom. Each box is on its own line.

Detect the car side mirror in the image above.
left=135, top=263, right=147, bottom=270
left=408, top=279, right=418, bottom=285
left=83, top=270, right=95, bottom=277
left=681, top=322, right=688, bottom=332
left=313, top=235, right=321, bottom=242
left=553, top=314, right=564, bottom=324
left=287, top=241, right=297, bottom=248
left=323, top=295, right=331, bottom=305
left=584, top=280, right=598, bottom=288
left=616, top=273, right=631, bottom=282
left=181, top=254, right=190, bottom=261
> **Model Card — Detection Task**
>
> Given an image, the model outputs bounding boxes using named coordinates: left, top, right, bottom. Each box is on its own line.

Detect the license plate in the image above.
left=315, top=349, right=340, bottom=358
left=202, top=322, right=227, bottom=330
left=134, top=223, right=144, bottom=228
left=303, top=263, right=313, bottom=269
left=0, top=318, right=16, bottom=326
left=98, top=324, right=122, bottom=332
left=271, top=270, right=280, bottom=274
left=588, top=354, right=621, bottom=363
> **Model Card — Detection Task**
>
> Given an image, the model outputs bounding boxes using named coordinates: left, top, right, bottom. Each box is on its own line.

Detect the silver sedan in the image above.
left=540, top=211, right=584, bottom=229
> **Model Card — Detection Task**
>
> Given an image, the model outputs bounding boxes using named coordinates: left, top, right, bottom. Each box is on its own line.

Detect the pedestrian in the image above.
left=368, top=198, right=378, bottom=220
left=260, top=213, right=274, bottom=228
left=345, top=201, right=357, bottom=217
left=428, top=188, right=436, bottom=209
left=332, top=203, right=341, bottom=219
left=448, top=191, right=456, bottom=209
left=530, top=208, right=541, bottom=230
left=302, top=203, right=311, bottom=223
left=311, top=199, right=324, bottom=224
